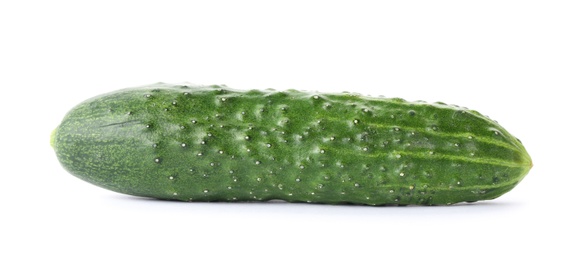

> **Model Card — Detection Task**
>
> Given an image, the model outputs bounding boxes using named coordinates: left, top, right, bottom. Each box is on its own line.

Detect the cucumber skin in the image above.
left=52, top=83, right=532, bottom=205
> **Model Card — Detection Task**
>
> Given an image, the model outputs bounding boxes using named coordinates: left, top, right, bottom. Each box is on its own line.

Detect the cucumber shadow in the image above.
left=111, top=194, right=520, bottom=209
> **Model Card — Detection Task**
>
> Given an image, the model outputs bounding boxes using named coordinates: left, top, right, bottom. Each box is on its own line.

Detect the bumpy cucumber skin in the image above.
left=52, top=83, right=532, bottom=205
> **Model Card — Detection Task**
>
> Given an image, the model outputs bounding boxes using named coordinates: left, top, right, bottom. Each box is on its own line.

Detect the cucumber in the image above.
left=51, top=83, right=532, bottom=205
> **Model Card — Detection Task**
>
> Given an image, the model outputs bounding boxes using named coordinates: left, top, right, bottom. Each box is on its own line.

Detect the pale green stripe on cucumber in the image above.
left=52, top=83, right=532, bottom=205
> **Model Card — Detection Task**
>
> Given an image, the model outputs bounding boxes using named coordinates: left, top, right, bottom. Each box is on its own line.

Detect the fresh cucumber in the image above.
left=51, top=83, right=532, bottom=205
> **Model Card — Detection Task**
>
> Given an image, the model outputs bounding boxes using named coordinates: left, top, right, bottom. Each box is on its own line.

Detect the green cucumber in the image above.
left=51, top=83, right=532, bottom=205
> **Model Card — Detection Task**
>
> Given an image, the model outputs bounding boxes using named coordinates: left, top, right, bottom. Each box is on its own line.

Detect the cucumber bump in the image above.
left=52, top=83, right=532, bottom=205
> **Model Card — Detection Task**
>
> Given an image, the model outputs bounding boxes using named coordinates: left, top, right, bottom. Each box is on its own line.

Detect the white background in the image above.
left=1, top=0, right=584, bottom=259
